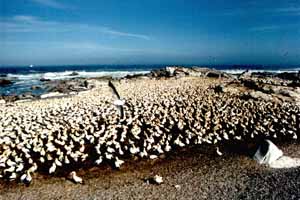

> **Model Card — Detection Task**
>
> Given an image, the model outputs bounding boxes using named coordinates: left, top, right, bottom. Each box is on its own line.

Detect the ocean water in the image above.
left=0, top=64, right=299, bottom=96
left=0, top=65, right=161, bottom=96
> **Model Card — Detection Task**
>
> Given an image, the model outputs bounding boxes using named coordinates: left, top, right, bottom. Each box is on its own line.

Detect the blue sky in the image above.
left=0, top=0, right=300, bottom=66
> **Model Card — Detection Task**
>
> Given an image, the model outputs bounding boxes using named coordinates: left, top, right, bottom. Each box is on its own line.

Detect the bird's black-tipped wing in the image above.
left=108, top=81, right=121, bottom=99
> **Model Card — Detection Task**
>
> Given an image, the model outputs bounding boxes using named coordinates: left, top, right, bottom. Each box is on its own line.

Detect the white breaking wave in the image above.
left=7, top=70, right=150, bottom=81
left=7, top=73, right=42, bottom=80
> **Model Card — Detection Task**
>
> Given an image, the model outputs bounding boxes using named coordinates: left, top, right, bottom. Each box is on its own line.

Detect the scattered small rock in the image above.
left=174, top=184, right=181, bottom=190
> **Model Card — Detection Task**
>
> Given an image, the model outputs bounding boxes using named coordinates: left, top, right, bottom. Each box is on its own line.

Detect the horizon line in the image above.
left=0, top=63, right=299, bottom=68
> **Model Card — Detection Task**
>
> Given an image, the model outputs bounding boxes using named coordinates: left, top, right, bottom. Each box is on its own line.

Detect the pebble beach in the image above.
left=0, top=67, right=299, bottom=199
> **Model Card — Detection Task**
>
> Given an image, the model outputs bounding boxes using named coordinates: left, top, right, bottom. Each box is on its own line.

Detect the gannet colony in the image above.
left=0, top=71, right=299, bottom=184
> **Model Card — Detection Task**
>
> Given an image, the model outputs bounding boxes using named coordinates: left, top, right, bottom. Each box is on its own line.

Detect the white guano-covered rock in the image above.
left=253, top=139, right=283, bottom=165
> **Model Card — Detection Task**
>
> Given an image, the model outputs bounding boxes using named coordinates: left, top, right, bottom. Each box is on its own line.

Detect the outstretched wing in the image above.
left=108, top=81, right=121, bottom=99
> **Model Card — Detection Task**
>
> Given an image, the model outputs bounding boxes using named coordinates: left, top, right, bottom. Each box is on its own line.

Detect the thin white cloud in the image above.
left=12, top=15, right=38, bottom=23
left=249, top=25, right=282, bottom=32
left=101, top=28, right=150, bottom=40
left=2, top=41, right=143, bottom=53
left=273, top=7, right=300, bottom=13
left=219, top=6, right=300, bottom=17
left=0, top=15, right=150, bottom=40
left=30, top=0, right=71, bottom=9
left=249, top=24, right=300, bottom=32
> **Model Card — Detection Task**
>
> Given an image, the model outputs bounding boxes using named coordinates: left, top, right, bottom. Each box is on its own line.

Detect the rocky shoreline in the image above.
left=0, top=66, right=300, bottom=104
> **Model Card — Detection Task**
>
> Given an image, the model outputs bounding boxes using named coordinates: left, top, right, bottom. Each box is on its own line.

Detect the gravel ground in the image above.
left=0, top=142, right=299, bottom=200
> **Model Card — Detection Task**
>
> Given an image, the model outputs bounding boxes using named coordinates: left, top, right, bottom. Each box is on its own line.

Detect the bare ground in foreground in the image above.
left=0, top=142, right=299, bottom=200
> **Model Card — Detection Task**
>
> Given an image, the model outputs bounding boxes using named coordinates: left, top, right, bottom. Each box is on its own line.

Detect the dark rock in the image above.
left=241, top=79, right=259, bottom=90
left=206, top=71, right=221, bottom=78
left=47, top=79, right=91, bottom=93
left=276, top=89, right=300, bottom=99
left=0, top=79, right=13, bottom=87
left=203, top=69, right=235, bottom=79
left=251, top=72, right=276, bottom=78
left=276, top=72, right=300, bottom=81
left=125, top=74, right=148, bottom=79
left=150, top=69, right=171, bottom=78
left=174, top=69, right=188, bottom=78
left=48, top=83, right=70, bottom=93
left=31, top=85, right=41, bottom=90
left=238, top=70, right=252, bottom=79
left=17, top=92, right=35, bottom=100
left=287, top=81, right=300, bottom=87
left=40, top=78, right=51, bottom=82
left=1, top=95, right=18, bottom=102
left=69, top=72, right=79, bottom=76
left=0, top=74, right=7, bottom=78
left=214, top=85, right=224, bottom=93
left=92, top=76, right=113, bottom=81
left=155, top=66, right=236, bottom=79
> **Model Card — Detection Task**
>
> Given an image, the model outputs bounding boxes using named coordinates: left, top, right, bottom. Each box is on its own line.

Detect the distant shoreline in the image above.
left=0, top=66, right=299, bottom=102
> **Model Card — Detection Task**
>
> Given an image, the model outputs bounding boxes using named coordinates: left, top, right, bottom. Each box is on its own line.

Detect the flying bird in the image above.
left=108, top=80, right=125, bottom=119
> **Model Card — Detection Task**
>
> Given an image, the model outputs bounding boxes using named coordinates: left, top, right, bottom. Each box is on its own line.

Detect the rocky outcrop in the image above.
left=248, top=91, right=272, bottom=101
left=69, top=72, right=79, bottom=76
left=0, top=79, right=13, bottom=87
left=164, top=66, right=235, bottom=79
left=46, top=79, right=91, bottom=93
left=276, top=72, right=300, bottom=82
left=40, top=78, right=51, bottom=82
left=150, top=69, right=172, bottom=78
left=31, top=85, right=41, bottom=90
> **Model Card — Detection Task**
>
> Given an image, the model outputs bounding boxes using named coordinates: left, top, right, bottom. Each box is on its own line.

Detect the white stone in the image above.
left=0, top=99, right=5, bottom=104
left=153, top=175, right=163, bottom=184
left=40, top=92, right=65, bottom=99
left=269, top=156, right=300, bottom=169
left=253, top=139, right=283, bottom=165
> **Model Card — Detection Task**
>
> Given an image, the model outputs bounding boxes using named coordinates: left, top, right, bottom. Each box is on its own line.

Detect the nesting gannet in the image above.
left=216, top=147, right=223, bottom=156
left=114, top=157, right=124, bottom=168
left=147, top=175, right=163, bottom=185
left=20, top=171, right=32, bottom=184
left=49, top=163, right=56, bottom=174
left=108, top=81, right=125, bottom=120
left=68, top=171, right=83, bottom=184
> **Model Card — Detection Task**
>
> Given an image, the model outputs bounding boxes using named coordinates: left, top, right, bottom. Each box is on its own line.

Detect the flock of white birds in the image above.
left=0, top=77, right=299, bottom=184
